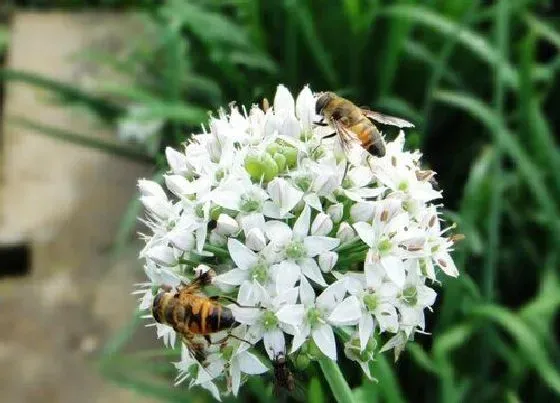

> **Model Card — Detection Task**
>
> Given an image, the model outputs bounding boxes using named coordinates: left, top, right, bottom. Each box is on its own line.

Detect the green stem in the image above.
left=318, top=357, right=355, bottom=403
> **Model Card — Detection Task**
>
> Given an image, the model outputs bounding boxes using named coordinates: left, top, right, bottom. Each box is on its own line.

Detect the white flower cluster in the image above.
left=135, top=85, right=459, bottom=399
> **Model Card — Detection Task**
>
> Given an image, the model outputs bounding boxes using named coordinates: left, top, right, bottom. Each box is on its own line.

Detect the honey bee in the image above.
left=152, top=271, right=237, bottom=358
left=314, top=91, right=414, bottom=157
left=272, top=352, right=295, bottom=394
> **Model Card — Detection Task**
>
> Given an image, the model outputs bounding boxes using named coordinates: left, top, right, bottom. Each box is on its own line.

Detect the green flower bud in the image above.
left=245, top=154, right=264, bottom=181
left=282, top=146, right=298, bottom=168
left=294, top=353, right=310, bottom=370
left=261, top=153, right=279, bottom=182
left=273, top=153, right=287, bottom=172
left=266, top=143, right=280, bottom=155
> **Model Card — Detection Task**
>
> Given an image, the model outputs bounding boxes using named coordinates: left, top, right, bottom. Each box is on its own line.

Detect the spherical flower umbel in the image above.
left=135, top=84, right=460, bottom=399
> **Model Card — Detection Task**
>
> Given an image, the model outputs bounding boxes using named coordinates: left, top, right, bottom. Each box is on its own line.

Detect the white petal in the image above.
left=228, top=238, right=258, bottom=271
left=303, top=192, right=323, bottom=211
left=230, top=359, right=241, bottom=396
left=328, top=296, right=362, bottom=326
left=353, top=222, right=375, bottom=247
left=327, top=203, right=344, bottom=223
left=300, top=258, right=327, bottom=286
left=264, top=328, right=286, bottom=360
left=359, top=314, right=374, bottom=351
left=312, top=324, right=337, bottom=360
left=281, top=114, right=300, bottom=138
left=211, top=190, right=241, bottom=210
left=311, top=213, right=333, bottom=237
left=165, top=147, right=188, bottom=174
left=417, top=285, right=437, bottom=307
left=291, top=324, right=311, bottom=353
left=296, top=85, right=315, bottom=129
left=214, top=268, right=248, bottom=287
left=299, top=275, right=316, bottom=306
left=364, top=250, right=383, bottom=289
left=265, top=220, right=293, bottom=246
left=217, top=214, right=239, bottom=236
left=138, top=179, right=166, bottom=199
left=245, top=228, right=267, bottom=251
left=273, top=287, right=300, bottom=306
left=304, top=236, right=340, bottom=257
left=318, top=251, right=338, bottom=273
left=230, top=305, right=261, bottom=325
left=239, top=212, right=266, bottom=233
left=164, top=175, right=193, bottom=197
left=435, top=252, right=459, bottom=277
left=274, top=84, right=295, bottom=114
left=336, top=222, right=356, bottom=243
left=271, top=261, right=301, bottom=291
left=237, top=281, right=262, bottom=306
left=381, top=255, right=406, bottom=287
left=145, top=245, right=176, bottom=266
left=267, top=178, right=303, bottom=216
left=276, top=304, right=305, bottom=327
left=167, top=230, right=195, bottom=251
left=293, top=204, right=311, bottom=240
left=316, top=280, right=347, bottom=310
left=350, top=202, right=375, bottom=222
left=237, top=352, right=269, bottom=375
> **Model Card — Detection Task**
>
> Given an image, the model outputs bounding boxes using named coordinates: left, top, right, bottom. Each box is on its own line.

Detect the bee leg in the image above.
left=311, top=131, right=337, bottom=155
left=214, top=295, right=265, bottom=309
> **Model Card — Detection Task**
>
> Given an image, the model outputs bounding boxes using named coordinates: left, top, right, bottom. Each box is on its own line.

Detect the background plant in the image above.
left=1, top=0, right=559, bottom=402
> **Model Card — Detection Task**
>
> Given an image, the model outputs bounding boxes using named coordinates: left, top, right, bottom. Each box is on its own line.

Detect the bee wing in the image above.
left=331, top=119, right=360, bottom=153
left=361, top=108, right=414, bottom=128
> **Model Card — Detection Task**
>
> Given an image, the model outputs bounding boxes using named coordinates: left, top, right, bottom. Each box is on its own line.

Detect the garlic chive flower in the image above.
left=135, top=84, right=460, bottom=398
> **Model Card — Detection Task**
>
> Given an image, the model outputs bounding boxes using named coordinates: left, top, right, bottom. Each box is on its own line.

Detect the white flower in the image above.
left=232, top=286, right=303, bottom=360
left=289, top=278, right=357, bottom=360
left=265, top=205, right=340, bottom=286
left=135, top=84, right=459, bottom=398
left=216, top=213, right=240, bottom=236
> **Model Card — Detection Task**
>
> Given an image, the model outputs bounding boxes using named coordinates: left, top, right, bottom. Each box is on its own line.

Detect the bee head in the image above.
left=315, top=91, right=335, bottom=115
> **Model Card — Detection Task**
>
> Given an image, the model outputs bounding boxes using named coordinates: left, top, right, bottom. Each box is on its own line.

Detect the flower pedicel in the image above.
left=134, top=85, right=460, bottom=399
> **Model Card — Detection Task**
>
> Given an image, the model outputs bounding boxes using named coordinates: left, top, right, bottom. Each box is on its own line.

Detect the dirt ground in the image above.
left=0, top=248, right=162, bottom=403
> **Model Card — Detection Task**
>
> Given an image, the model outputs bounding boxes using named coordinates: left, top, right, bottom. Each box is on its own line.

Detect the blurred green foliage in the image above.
left=2, top=0, right=560, bottom=402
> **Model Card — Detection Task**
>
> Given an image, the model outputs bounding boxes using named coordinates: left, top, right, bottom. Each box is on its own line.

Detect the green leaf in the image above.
left=403, top=40, right=462, bottom=86
left=406, top=343, right=439, bottom=376
left=470, top=304, right=560, bottom=395
left=382, top=5, right=520, bottom=89
left=525, top=13, right=560, bottom=50
left=9, top=117, right=154, bottom=164
left=284, top=0, right=339, bottom=88
left=434, top=90, right=560, bottom=230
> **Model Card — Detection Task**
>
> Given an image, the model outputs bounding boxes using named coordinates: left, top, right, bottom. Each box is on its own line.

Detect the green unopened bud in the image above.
left=266, top=143, right=280, bottom=155
left=282, top=146, right=298, bottom=168
left=245, top=154, right=264, bottom=181
left=262, top=153, right=279, bottom=182
left=273, top=153, right=286, bottom=172
left=294, top=353, right=310, bottom=370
